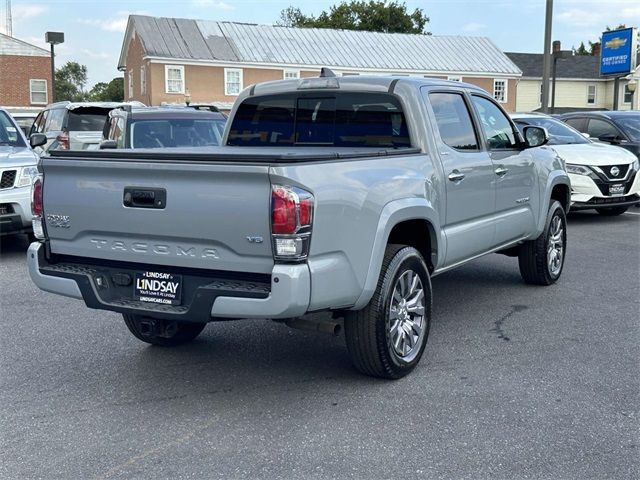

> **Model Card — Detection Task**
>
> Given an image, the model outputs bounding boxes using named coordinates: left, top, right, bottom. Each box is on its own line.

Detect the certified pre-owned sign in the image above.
left=134, top=271, right=182, bottom=305
left=600, top=27, right=638, bottom=76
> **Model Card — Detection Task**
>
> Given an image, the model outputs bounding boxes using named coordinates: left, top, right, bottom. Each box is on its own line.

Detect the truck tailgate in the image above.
left=40, top=157, right=274, bottom=274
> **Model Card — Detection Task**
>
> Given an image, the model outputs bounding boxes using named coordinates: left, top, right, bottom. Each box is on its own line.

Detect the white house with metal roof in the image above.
left=118, top=15, right=522, bottom=111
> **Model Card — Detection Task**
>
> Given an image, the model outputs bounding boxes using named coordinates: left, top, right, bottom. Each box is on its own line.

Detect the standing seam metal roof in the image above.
left=123, top=15, right=521, bottom=75
left=0, top=33, right=50, bottom=57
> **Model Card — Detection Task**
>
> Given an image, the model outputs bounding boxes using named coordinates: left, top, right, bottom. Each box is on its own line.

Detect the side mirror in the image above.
left=29, top=133, right=47, bottom=148
left=598, top=133, right=620, bottom=145
left=523, top=126, right=548, bottom=148
left=99, top=140, right=118, bottom=149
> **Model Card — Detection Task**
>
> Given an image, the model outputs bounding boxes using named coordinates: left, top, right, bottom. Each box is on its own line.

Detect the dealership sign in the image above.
left=600, top=27, right=637, bottom=76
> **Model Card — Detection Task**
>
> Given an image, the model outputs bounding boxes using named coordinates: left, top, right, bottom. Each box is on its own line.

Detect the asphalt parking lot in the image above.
left=1, top=210, right=638, bottom=479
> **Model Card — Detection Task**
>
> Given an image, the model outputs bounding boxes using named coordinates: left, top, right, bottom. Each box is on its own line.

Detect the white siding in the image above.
left=515, top=80, right=541, bottom=112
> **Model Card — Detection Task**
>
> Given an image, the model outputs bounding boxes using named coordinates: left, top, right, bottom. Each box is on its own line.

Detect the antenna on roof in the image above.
left=320, top=67, right=336, bottom=78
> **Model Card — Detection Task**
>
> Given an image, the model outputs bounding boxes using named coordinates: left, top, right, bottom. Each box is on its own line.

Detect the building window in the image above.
left=165, top=65, right=185, bottom=94
left=283, top=69, right=300, bottom=80
left=587, top=85, right=596, bottom=104
left=539, top=83, right=543, bottom=105
left=493, top=79, right=507, bottom=103
left=29, top=79, right=48, bottom=104
left=128, top=70, right=134, bottom=99
left=447, top=75, right=462, bottom=82
left=623, top=84, right=633, bottom=104
left=225, top=68, right=243, bottom=96
left=140, top=65, right=146, bottom=95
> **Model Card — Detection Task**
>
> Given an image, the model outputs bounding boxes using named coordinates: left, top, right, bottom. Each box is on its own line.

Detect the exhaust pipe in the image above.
left=284, top=317, right=342, bottom=336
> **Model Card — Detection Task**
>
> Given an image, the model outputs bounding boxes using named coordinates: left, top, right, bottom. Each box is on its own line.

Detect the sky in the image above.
left=5, top=0, right=640, bottom=88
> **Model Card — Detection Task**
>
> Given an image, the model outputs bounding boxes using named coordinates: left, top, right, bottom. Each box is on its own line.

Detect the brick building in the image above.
left=0, top=33, right=52, bottom=109
left=118, top=15, right=522, bottom=111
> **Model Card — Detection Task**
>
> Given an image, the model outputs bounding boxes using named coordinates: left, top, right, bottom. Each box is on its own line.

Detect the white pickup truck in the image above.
left=28, top=75, right=570, bottom=378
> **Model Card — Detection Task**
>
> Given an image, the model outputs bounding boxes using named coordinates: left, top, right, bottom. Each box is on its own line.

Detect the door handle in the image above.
left=448, top=171, right=465, bottom=182
left=495, top=167, right=509, bottom=177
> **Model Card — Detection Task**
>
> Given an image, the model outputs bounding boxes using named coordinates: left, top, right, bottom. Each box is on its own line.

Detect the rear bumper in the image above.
left=27, top=242, right=310, bottom=321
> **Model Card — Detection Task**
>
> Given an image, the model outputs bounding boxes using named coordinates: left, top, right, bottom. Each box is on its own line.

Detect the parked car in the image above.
left=27, top=75, right=570, bottom=379
left=101, top=105, right=227, bottom=149
left=0, top=108, right=39, bottom=238
left=559, top=111, right=640, bottom=159
left=512, top=113, right=640, bottom=216
left=29, top=101, right=143, bottom=153
left=7, top=110, right=39, bottom=137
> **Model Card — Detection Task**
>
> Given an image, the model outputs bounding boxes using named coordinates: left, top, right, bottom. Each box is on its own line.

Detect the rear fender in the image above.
left=352, top=198, right=442, bottom=310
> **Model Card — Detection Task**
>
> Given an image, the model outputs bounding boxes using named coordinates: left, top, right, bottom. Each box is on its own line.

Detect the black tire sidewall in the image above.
left=377, top=248, right=432, bottom=375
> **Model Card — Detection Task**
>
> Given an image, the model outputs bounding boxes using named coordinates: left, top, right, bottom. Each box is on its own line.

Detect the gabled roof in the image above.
left=0, top=33, right=50, bottom=57
left=119, top=15, right=521, bottom=76
left=505, top=52, right=602, bottom=79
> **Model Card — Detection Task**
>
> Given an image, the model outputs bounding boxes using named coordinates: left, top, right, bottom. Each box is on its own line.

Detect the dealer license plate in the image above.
left=609, top=184, right=625, bottom=196
left=134, top=271, right=182, bottom=305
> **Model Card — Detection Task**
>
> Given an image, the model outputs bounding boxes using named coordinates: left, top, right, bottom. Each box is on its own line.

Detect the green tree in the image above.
left=277, top=1, right=430, bottom=34
left=88, top=77, right=124, bottom=102
left=55, top=62, right=88, bottom=102
left=572, top=41, right=590, bottom=56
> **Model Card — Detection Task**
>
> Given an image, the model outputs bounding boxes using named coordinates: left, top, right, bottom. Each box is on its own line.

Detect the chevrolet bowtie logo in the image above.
left=605, top=37, right=627, bottom=50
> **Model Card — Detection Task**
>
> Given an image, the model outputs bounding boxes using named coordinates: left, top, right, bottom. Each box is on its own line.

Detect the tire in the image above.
left=344, top=244, right=432, bottom=379
left=123, top=314, right=206, bottom=346
left=596, top=206, right=628, bottom=216
left=518, top=200, right=567, bottom=285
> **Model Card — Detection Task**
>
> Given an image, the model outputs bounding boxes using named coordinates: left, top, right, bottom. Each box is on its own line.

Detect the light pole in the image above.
left=551, top=49, right=573, bottom=113
left=540, top=0, right=553, bottom=113
left=45, top=31, right=64, bottom=103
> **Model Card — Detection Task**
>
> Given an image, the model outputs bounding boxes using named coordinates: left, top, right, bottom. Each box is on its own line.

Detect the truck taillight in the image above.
left=271, top=185, right=314, bottom=260
left=56, top=132, right=69, bottom=150
left=31, top=175, right=45, bottom=240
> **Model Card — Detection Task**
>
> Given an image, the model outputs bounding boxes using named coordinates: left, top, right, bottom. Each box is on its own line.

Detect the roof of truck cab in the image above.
left=246, top=75, right=489, bottom=97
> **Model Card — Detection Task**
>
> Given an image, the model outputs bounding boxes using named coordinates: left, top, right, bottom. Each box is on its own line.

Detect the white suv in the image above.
left=0, top=108, right=39, bottom=238
left=512, top=113, right=639, bottom=216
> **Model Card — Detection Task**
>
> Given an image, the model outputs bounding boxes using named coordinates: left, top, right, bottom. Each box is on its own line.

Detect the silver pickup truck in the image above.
left=28, top=76, right=570, bottom=379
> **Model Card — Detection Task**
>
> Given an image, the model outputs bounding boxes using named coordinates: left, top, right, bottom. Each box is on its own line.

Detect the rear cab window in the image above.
left=227, top=92, right=411, bottom=148
left=67, top=108, right=110, bottom=132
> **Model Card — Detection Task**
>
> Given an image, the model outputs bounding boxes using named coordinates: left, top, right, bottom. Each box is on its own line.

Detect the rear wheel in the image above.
left=518, top=200, right=567, bottom=285
left=123, top=314, right=206, bottom=346
left=596, top=206, right=628, bottom=216
left=344, top=244, right=432, bottom=379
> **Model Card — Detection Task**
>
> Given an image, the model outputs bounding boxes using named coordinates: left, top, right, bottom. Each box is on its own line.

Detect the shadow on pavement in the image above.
left=0, top=233, right=31, bottom=259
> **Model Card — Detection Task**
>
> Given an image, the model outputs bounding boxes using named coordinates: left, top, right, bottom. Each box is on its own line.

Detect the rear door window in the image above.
left=46, top=108, right=65, bottom=132
left=428, top=92, right=478, bottom=150
left=227, top=92, right=411, bottom=148
left=587, top=118, right=623, bottom=139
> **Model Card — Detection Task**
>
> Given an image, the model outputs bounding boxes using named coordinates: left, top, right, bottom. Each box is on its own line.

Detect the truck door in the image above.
left=469, top=95, right=538, bottom=245
left=425, top=90, right=496, bottom=266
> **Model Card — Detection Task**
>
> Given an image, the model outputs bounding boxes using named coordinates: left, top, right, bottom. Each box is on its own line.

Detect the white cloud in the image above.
left=77, top=11, right=144, bottom=33
left=191, top=0, right=234, bottom=10
left=81, top=49, right=115, bottom=60
left=12, top=5, right=48, bottom=21
left=461, top=22, right=486, bottom=33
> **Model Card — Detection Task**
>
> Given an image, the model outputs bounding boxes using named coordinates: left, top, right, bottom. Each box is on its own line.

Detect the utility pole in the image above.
left=540, top=0, right=553, bottom=113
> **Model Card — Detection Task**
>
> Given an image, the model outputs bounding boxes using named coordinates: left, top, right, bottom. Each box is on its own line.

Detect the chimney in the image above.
left=592, top=42, right=601, bottom=57
left=552, top=40, right=561, bottom=53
